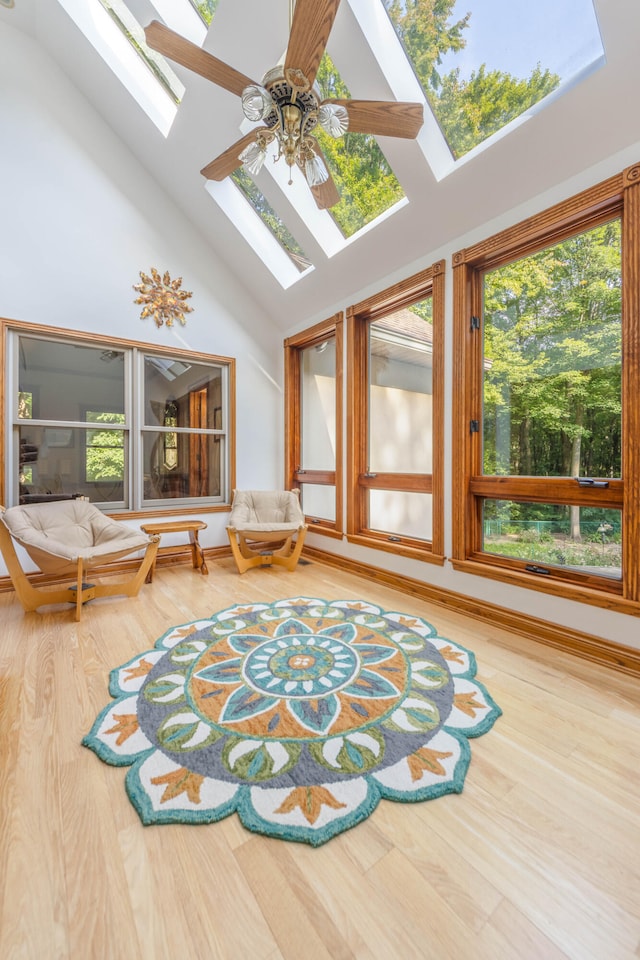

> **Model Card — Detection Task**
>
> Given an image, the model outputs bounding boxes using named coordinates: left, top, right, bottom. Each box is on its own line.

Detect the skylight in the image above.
left=314, top=53, right=405, bottom=240
left=230, top=169, right=312, bottom=273
left=56, top=0, right=211, bottom=134
left=381, top=0, right=605, bottom=161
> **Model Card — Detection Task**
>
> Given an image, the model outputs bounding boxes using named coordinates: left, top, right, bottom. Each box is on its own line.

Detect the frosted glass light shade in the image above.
left=239, top=140, right=267, bottom=175
left=304, top=153, right=329, bottom=186
left=241, top=84, right=273, bottom=122
left=318, top=103, right=349, bottom=138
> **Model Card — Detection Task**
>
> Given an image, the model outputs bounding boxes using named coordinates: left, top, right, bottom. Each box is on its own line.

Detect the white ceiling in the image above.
left=3, top=0, right=640, bottom=331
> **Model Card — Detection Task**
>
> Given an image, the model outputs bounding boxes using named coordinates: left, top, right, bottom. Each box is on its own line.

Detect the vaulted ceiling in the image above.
left=3, top=0, right=640, bottom=331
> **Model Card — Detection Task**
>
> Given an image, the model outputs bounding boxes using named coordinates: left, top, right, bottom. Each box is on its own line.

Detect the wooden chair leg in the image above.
left=75, top=556, right=84, bottom=622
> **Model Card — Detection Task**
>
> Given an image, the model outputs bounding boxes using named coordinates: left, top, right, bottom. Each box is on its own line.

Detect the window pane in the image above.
left=18, top=425, right=125, bottom=505
left=368, top=304, right=433, bottom=473
left=369, top=491, right=433, bottom=540
left=483, top=499, right=621, bottom=580
left=299, top=483, right=336, bottom=522
left=483, top=221, right=622, bottom=478
left=144, top=358, right=223, bottom=429
left=300, top=339, right=336, bottom=471
left=142, top=432, right=222, bottom=500
left=316, top=53, right=404, bottom=238
left=97, top=1, right=185, bottom=103
left=383, top=0, right=603, bottom=161
left=231, top=168, right=311, bottom=272
left=19, top=339, right=125, bottom=423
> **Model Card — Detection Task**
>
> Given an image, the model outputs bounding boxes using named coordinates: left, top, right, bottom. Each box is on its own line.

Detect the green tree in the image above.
left=483, top=221, right=622, bottom=539
left=315, top=55, right=404, bottom=238
left=434, top=64, right=559, bottom=158
left=86, top=412, right=125, bottom=482
left=383, top=0, right=560, bottom=158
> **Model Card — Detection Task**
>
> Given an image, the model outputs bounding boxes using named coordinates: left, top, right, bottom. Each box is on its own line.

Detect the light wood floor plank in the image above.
left=0, top=558, right=638, bottom=959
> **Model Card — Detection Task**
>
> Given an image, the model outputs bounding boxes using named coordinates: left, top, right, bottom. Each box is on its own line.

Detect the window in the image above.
left=381, top=0, right=603, bottom=161
left=4, top=324, right=234, bottom=512
left=284, top=313, right=343, bottom=538
left=452, top=162, right=640, bottom=612
left=346, top=263, right=445, bottom=561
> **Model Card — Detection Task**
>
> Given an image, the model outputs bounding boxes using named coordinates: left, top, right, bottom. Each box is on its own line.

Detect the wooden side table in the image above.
left=140, top=520, right=208, bottom=582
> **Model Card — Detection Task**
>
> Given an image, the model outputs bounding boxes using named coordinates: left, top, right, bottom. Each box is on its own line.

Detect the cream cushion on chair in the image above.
left=2, top=499, right=152, bottom=575
left=226, top=490, right=307, bottom=573
left=0, top=499, right=159, bottom=620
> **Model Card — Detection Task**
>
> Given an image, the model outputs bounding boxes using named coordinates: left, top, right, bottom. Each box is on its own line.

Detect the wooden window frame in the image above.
left=452, top=163, right=640, bottom=615
left=284, top=312, right=343, bottom=539
left=1, top=319, right=236, bottom=518
left=346, top=262, right=445, bottom=563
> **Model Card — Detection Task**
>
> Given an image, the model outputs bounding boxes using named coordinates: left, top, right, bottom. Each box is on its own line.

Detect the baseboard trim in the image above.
left=303, top=545, right=640, bottom=677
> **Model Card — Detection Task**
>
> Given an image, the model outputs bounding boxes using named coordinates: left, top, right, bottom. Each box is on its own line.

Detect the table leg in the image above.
left=189, top=529, right=208, bottom=575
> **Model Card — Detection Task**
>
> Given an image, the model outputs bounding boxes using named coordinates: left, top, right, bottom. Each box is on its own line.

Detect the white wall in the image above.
left=0, top=21, right=284, bottom=551
left=290, top=145, right=640, bottom=652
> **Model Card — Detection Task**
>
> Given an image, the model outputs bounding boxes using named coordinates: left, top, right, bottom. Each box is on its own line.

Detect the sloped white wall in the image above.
left=0, top=21, right=284, bottom=549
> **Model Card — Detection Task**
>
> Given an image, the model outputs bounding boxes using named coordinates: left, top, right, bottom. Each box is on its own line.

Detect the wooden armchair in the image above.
left=0, top=499, right=159, bottom=620
left=226, top=489, right=307, bottom=573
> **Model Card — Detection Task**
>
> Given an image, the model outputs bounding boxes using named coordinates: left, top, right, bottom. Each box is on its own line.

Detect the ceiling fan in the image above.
left=144, top=0, right=424, bottom=210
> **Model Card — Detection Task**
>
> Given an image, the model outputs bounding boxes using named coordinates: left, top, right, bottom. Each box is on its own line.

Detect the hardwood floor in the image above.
left=0, top=557, right=638, bottom=959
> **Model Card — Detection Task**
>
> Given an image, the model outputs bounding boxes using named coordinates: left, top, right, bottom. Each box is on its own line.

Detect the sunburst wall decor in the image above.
left=133, top=268, right=193, bottom=328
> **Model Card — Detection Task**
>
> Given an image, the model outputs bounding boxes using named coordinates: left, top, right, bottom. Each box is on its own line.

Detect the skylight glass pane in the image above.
left=230, top=169, right=312, bottom=273
left=187, top=0, right=218, bottom=26
left=98, top=0, right=185, bottom=102
left=382, top=0, right=604, bottom=160
left=315, top=54, right=404, bottom=239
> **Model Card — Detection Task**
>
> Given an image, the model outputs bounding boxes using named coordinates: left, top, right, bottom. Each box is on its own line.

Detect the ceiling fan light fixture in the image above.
left=318, top=102, right=349, bottom=138
left=239, top=139, right=268, bottom=176
left=304, top=152, right=329, bottom=187
left=241, top=84, right=274, bottom=122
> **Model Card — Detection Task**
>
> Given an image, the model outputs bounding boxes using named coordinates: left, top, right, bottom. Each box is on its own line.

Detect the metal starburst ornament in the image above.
left=133, top=268, right=194, bottom=328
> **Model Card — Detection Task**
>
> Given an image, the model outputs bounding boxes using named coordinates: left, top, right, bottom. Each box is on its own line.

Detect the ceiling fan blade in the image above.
left=327, top=99, right=424, bottom=139
left=144, top=20, right=255, bottom=97
left=200, top=130, right=266, bottom=181
left=304, top=141, right=341, bottom=209
left=311, top=176, right=341, bottom=210
left=285, top=0, right=341, bottom=87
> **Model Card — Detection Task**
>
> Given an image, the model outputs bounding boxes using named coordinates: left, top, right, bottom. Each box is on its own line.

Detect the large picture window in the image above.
left=452, top=163, right=640, bottom=612
left=4, top=324, right=234, bottom=512
left=346, top=263, right=445, bottom=562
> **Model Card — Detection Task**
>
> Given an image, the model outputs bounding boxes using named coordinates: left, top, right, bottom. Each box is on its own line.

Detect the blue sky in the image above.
left=438, top=0, right=604, bottom=83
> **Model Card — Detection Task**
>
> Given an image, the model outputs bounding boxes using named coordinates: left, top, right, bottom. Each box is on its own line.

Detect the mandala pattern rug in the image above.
left=83, top=598, right=502, bottom=846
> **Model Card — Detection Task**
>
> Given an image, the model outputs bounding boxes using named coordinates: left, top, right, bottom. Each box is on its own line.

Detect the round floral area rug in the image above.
left=83, top=598, right=502, bottom=846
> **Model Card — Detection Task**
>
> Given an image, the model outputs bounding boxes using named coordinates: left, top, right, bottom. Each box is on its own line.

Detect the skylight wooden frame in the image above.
left=451, top=162, right=640, bottom=615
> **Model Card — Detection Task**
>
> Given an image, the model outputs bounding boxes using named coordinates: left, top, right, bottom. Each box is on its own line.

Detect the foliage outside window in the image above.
left=97, top=1, right=185, bottom=104
left=284, top=313, right=343, bottom=538
left=452, top=162, right=640, bottom=612
left=231, top=168, right=311, bottom=271
left=86, top=412, right=126, bottom=482
left=188, top=0, right=218, bottom=25
left=315, top=54, right=404, bottom=238
left=5, top=325, right=234, bottom=512
left=346, top=263, right=445, bottom=562
left=382, top=0, right=597, bottom=160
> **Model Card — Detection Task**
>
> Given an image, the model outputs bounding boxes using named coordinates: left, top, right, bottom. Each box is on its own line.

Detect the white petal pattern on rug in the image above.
left=83, top=598, right=501, bottom=845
